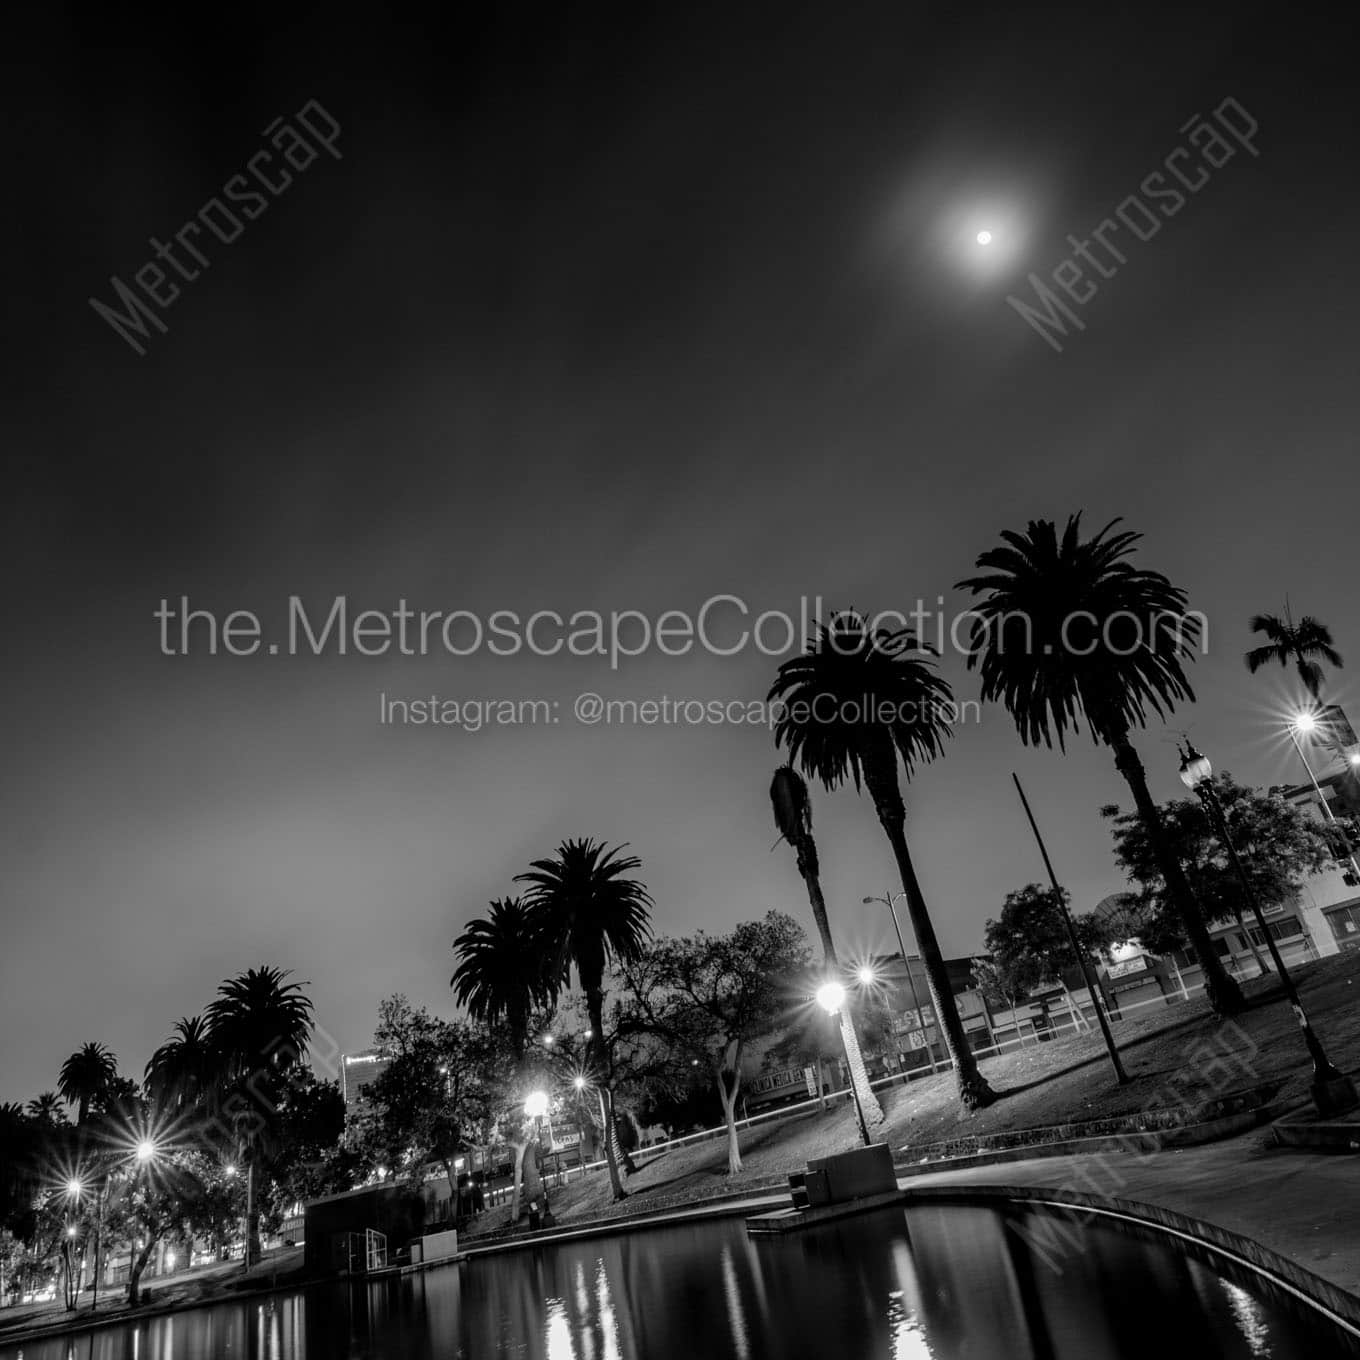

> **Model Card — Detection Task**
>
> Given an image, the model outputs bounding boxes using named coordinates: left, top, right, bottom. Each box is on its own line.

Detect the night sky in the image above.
left=5, top=2, right=1358, bottom=1102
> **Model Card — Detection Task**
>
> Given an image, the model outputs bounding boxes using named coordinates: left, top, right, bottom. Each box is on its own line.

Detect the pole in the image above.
left=875, top=893, right=938, bottom=1073
left=91, top=1183, right=104, bottom=1313
left=1012, top=773, right=1130, bottom=1085
left=1289, top=728, right=1360, bottom=882
left=1195, top=773, right=1357, bottom=1115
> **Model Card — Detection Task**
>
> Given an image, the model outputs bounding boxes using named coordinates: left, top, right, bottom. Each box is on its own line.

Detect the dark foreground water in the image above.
left=6, top=1202, right=1357, bottom=1359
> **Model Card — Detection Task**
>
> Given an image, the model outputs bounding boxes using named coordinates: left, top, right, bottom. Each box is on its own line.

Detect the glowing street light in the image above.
left=541, top=1034, right=555, bottom=1047
left=66, top=1225, right=78, bottom=1239
left=223, top=1163, right=237, bottom=1179
left=856, top=965, right=876, bottom=986
left=572, top=1075, right=586, bottom=1092
left=816, top=981, right=869, bottom=1146
left=524, top=1090, right=550, bottom=1120
left=1285, top=710, right=1360, bottom=882
left=65, top=1178, right=84, bottom=1198
left=135, top=1140, right=157, bottom=1165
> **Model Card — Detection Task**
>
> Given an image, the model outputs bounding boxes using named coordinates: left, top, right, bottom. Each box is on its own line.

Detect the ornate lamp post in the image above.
left=863, top=893, right=938, bottom=1073
left=523, top=1090, right=552, bottom=1222
left=1179, top=740, right=1357, bottom=1116
left=816, top=980, right=871, bottom=1146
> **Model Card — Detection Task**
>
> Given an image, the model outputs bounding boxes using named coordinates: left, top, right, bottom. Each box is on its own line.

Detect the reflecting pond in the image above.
left=5, top=1201, right=1356, bottom=1359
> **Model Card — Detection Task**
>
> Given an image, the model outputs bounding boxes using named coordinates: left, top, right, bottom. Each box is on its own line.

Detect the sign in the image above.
left=1106, top=958, right=1147, bottom=979
left=804, top=1066, right=818, bottom=1097
left=549, top=1131, right=581, bottom=1152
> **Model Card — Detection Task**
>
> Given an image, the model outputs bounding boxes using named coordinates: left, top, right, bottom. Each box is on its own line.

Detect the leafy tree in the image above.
left=982, top=886, right=1109, bottom=1032
left=958, top=514, right=1246, bottom=1017
left=58, top=1043, right=118, bottom=1125
left=770, top=611, right=996, bottom=1110
left=260, top=1069, right=349, bottom=1229
left=516, top=839, right=653, bottom=1201
left=358, top=996, right=494, bottom=1199
left=638, top=913, right=811, bottom=1173
left=768, top=765, right=886, bottom=1125
left=1245, top=604, right=1342, bottom=700
left=970, top=955, right=1041, bottom=1047
left=1102, top=772, right=1335, bottom=962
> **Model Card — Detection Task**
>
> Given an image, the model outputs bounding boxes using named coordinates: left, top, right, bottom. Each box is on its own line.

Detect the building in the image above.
left=340, top=1050, right=391, bottom=1115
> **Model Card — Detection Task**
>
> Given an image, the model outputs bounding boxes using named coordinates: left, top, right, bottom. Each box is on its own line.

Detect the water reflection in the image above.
left=6, top=1206, right=1356, bottom=1360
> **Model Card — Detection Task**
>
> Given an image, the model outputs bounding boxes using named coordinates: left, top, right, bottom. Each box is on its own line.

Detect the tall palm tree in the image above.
left=204, top=966, right=314, bottom=1266
left=452, top=898, right=549, bottom=1058
left=58, top=1042, right=118, bottom=1124
left=1245, top=603, right=1342, bottom=701
left=145, top=1016, right=218, bottom=1111
left=770, top=611, right=996, bottom=1110
left=452, top=897, right=555, bottom=1221
left=769, top=766, right=884, bottom=1125
left=26, top=1091, right=66, bottom=1125
left=516, top=839, right=653, bottom=1201
left=958, top=514, right=1245, bottom=1016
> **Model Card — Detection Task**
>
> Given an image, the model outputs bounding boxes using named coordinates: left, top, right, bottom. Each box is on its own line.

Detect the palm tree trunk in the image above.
left=864, top=761, right=995, bottom=1110
left=1110, top=735, right=1246, bottom=1016
left=790, top=833, right=884, bottom=1125
left=586, top=990, right=627, bottom=1200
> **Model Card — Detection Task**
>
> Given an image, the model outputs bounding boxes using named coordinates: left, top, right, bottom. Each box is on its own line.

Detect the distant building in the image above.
left=340, top=1050, right=391, bottom=1114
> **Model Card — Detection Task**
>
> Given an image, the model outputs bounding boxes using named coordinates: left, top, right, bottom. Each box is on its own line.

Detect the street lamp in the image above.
left=1288, top=712, right=1360, bottom=884
left=862, top=893, right=938, bottom=1073
left=816, top=981, right=871, bottom=1146
left=1179, top=740, right=1357, bottom=1116
left=135, top=1140, right=157, bottom=1165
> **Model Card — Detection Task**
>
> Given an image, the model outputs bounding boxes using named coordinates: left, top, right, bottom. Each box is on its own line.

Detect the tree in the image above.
left=203, top=966, right=314, bottom=1266
left=516, top=839, right=653, bottom=1201
left=770, top=611, right=997, bottom=1110
left=1102, top=772, right=1336, bottom=964
left=360, top=996, right=494, bottom=1200
left=982, top=885, right=1110, bottom=1034
left=768, top=765, right=886, bottom=1125
left=260, top=1069, right=349, bottom=1231
left=25, top=1093, right=66, bottom=1126
left=641, top=913, right=811, bottom=1174
left=1245, top=604, right=1342, bottom=701
left=58, top=1043, right=118, bottom=1125
left=958, top=514, right=1246, bottom=1016
left=970, top=955, right=1041, bottom=1049
left=451, top=897, right=556, bottom=1221
left=145, top=1017, right=217, bottom=1111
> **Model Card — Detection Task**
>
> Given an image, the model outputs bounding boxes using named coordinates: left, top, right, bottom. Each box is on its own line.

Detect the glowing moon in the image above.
left=976, top=230, right=993, bottom=245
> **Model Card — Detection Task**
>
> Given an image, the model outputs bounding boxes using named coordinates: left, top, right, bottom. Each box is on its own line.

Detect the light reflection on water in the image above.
left=9, top=1205, right=1357, bottom=1360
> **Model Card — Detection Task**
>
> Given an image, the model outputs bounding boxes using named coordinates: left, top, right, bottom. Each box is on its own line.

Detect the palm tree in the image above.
left=516, top=839, right=653, bottom=1201
left=204, top=967, right=314, bottom=1266
left=770, top=611, right=996, bottom=1110
left=145, top=1016, right=218, bottom=1111
left=452, top=898, right=548, bottom=1058
left=58, top=1042, right=118, bottom=1124
left=452, top=897, right=554, bottom=1220
left=1245, top=603, right=1342, bottom=701
left=769, top=766, right=885, bottom=1125
left=26, top=1091, right=66, bottom=1125
left=958, top=514, right=1245, bottom=1016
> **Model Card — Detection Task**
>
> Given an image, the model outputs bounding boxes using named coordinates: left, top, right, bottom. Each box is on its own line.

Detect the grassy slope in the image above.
left=465, top=951, right=1360, bottom=1237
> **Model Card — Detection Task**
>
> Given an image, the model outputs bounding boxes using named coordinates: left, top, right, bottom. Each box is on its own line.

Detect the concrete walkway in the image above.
left=906, top=1124, right=1360, bottom=1300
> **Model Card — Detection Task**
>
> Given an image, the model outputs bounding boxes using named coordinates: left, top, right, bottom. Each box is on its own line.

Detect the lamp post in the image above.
left=862, top=892, right=938, bottom=1074
left=1290, top=713, right=1360, bottom=883
left=816, top=981, right=870, bottom=1146
left=1179, top=741, right=1357, bottom=1116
